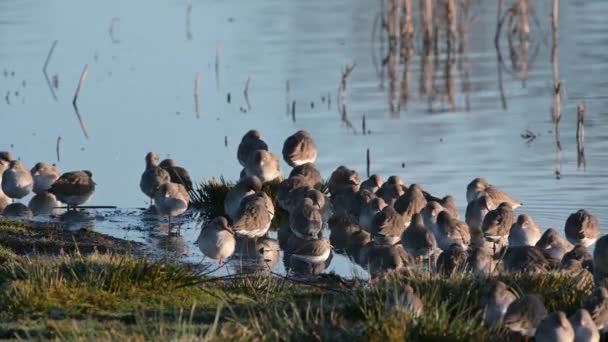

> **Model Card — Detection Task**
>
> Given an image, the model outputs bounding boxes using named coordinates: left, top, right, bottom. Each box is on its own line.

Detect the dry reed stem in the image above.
left=244, top=76, right=251, bottom=111
left=194, top=72, right=200, bottom=118
left=576, top=102, right=586, bottom=169
left=72, top=64, right=90, bottom=139
left=366, top=149, right=370, bottom=178
left=43, top=40, right=59, bottom=102
left=56, top=136, right=61, bottom=162
left=215, top=44, right=222, bottom=92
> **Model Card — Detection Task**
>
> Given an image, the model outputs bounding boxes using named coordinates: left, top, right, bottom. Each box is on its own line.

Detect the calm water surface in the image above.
left=1, top=0, right=607, bottom=276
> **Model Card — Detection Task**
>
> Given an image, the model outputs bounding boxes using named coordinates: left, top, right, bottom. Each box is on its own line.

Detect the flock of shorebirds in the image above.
left=2, top=128, right=608, bottom=341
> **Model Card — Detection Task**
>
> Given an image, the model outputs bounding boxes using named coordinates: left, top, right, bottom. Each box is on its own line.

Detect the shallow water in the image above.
left=1, top=0, right=608, bottom=277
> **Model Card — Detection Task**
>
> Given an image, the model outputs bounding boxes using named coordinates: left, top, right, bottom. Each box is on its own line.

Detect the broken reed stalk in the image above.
left=362, top=115, right=366, bottom=135
left=56, top=136, right=61, bottom=162
left=72, top=64, right=90, bottom=139
left=215, top=44, right=222, bottom=92
left=194, top=72, right=200, bottom=118
left=244, top=76, right=251, bottom=111
left=43, top=40, right=59, bottom=102
left=576, top=102, right=586, bottom=169
left=366, top=149, right=370, bottom=178
left=73, top=65, right=89, bottom=106
left=339, top=64, right=357, bottom=132
left=551, top=0, right=560, bottom=127
left=291, top=100, right=296, bottom=123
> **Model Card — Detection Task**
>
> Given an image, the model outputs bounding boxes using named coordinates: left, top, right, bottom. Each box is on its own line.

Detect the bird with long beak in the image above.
left=30, top=162, right=60, bottom=194
left=154, top=182, right=189, bottom=233
left=197, top=217, right=236, bottom=272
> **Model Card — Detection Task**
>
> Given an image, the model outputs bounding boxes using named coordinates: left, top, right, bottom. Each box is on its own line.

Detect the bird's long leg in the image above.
left=168, top=215, right=172, bottom=234
left=217, top=259, right=223, bottom=277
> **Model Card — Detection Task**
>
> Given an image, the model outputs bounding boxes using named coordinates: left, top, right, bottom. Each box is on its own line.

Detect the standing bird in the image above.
left=503, top=294, right=548, bottom=337
left=436, top=211, right=471, bottom=251
left=481, top=203, right=515, bottom=256
left=402, top=213, right=438, bottom=261
left=48, top=170, right=96, bottom=210
left=224, top=176, right=263, bottom=221
left=440, top=195, right=460, bottom=219
left=564, top=209, right=600, bottom=247
left=582, top=286, right=608, bottom=332
left=360, top=174, right=384, bottom=194
left=140, top=152, right=170, bottom=206
left=237, top=130, right=268, bottom=167
left=159, top=159, right=193, bottom=192
left=232, top=192, right=274, bottom=239
left=436, top=244, right=468, bottom=276
left=465, top=195, right=495, bottom=236
left=2, top=160, right=33, bottom=200
left=370, top=206, right=405, bottom=245
left=421, top=201, right=446, bottom=240
left=276, top=175, right=310, bottom=211
left=282, top=130, right=318, bottom=167
left=328, top=165, right=360, bottom=195
left=480, top=280, right=517, bottom=326
left=466, top=177, right=522, bottom=208
left=244, top=150, right=282, bottom=183
left=30, top=162, right=60, bottom=194
left=394, top=184, right=427, bottom=226
left=28, top=192, right=60, bottom=216
left=376, top=176, right=407, bottom=207
left=359, top=197, right=387, bottom=232
left=569, top=309, right=600, bottom=342
left=197, top=217, right=236, bottom=268
left=536, top=228, right=573, bottom=261
left=0, top=151, right=12, bottom=186
left=534, top=311, right=575, bottom=342
left=284, top=235, right=331, bottom=264
left=289, top=163, right=323, bottom=190
left=594, top=235, right=608, bottom=286
left=154, top=182, right=189, bottom=229
left=289, top=197, right=322, bottom=239
left=509, top=214, right=542, bottom=247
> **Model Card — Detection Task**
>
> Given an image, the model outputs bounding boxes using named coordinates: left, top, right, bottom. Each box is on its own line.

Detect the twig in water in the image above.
left=72, top=64, right=90, bottom=139
left=366, top=149, right=370, bottom=178
left=339, top=63, right=357, bottom=133
left=56, top=205, right=118, bottom=210
left=109, top=17, right=120, bottom=43
left=186, top=0, right=193, bottom=41
left=215, top=43, right=222, bottom=92
left=291, top=101, right=296, bottom=122
left=43, top=40, right=59, bottom=101
left=576, top=102, right=586, bottom=170
left=194, top=72, right=200, bottom=118
left=56, top=136, right=62, bottom=162
left=224, top=136, right=228, bottom=147
left=362, top=115, right=366, bottom=135
left=243, top=76, right=251, bottom=111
